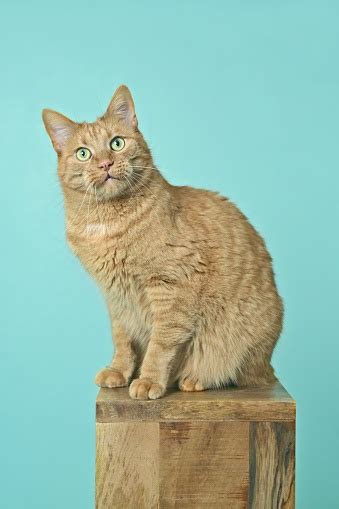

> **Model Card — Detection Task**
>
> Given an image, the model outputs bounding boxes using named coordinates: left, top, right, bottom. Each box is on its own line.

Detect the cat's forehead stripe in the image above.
left=80, top=122, right=111, bottom=145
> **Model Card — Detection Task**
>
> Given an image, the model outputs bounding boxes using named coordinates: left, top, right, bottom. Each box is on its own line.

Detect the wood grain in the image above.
left=96, top=422, right=159, bottom=509
left=249, top=421, right=295, bottom=509
left=96, top=382, right=295, bottom=422
left=95, top=383, right=296, bottom=508
left=160, top=421, right=249, bottom=508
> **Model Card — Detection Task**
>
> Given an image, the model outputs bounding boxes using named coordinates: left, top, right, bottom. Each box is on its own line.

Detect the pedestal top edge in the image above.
left=96, top=381, right=295, bottom=405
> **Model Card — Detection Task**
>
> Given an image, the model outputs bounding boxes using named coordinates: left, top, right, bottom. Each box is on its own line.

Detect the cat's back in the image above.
left=172, top=184, right=264, bottom=247
left=170, top=182, right=278, bottom=294
left=170, top=184, right=280, bottom=312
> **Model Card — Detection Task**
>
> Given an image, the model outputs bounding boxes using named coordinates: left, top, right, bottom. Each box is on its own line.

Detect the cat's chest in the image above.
left=70, top=234, right=152, bottom=339
left=68, top=234, right=142, bottom=293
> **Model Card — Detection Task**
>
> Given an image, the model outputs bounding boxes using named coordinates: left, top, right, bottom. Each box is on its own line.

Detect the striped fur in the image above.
left=42, top=85, right=283, bottom=400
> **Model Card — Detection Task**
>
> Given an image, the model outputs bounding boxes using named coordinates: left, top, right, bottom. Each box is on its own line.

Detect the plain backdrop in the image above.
left=1, top=1, right=338, bottom=507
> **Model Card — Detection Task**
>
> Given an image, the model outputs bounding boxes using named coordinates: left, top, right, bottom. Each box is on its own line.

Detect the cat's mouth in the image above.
left=102, top=174, right=122, bottom=186
left=97, top=174, right=126, bottom=196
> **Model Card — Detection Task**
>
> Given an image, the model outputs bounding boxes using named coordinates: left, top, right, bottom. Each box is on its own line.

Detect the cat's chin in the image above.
left=96, top=179, right=129, bottom=201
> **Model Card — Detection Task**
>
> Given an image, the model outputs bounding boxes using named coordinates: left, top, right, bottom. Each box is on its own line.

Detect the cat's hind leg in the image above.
left=179, top=378, right=206, bottom=392
left=177, top=329, right=237, bottom=392
left=234, top=350, right=277, bottom=387
left=178, top=328, right=277, bottom=392
left=177, top=344, right=211, bottom=392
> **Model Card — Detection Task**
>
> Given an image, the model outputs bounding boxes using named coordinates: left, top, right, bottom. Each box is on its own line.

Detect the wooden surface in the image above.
left=96, top=382, right=296, bottom=508
left=249, top=422, right=295, bottom=509
left=96, top=381, right=295, bottom=422
left=96, top=422, right=159, bottom=509
left=160, top=421, right=249, bottom=508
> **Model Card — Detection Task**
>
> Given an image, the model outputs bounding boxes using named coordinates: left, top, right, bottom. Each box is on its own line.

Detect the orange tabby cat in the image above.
left=42, top=85, right=283, bottom=400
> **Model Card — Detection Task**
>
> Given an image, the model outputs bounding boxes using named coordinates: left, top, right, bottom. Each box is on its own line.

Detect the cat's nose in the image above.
left=98, top=160, right=113, bottom=169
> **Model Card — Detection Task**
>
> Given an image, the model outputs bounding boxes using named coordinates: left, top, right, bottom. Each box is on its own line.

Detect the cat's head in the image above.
left=42, top=85, right=153, bottom=200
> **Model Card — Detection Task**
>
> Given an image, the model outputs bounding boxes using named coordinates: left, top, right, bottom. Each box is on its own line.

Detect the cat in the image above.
left=42, top=85, right=283, bottom=400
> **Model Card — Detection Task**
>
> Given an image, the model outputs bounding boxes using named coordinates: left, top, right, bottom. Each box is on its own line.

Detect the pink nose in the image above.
left=98, top=160, right=113, bottom=169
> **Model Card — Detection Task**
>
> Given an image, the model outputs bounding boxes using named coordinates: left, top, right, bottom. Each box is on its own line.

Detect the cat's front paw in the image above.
left=95, top=368, right=128, bottom=388
left=129, top=377, right=165, bottom=400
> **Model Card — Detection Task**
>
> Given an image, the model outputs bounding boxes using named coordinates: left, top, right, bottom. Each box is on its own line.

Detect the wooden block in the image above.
left=160, top=421, right=249, bottom=508
left=96, top=422, right=159, bottom=508
left=96, top=382, right=295, bottom=423
left=96, top=381, right=295, bottom=509
left=249, top=422, right=295, bottom=509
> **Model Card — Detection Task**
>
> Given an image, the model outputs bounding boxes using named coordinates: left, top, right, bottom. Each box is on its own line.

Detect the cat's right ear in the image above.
left=104, top=85, right=138, bottom=129
left=42, top=109, right=77, bottom=153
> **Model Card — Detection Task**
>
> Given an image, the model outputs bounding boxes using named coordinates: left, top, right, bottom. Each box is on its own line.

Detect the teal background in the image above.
left=1, top=1, right=338, bottom=507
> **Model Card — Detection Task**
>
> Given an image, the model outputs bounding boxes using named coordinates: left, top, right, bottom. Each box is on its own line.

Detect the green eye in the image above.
left=76, top=147, right=92, bottom=161
left=110, top=136, right=125, bottom=151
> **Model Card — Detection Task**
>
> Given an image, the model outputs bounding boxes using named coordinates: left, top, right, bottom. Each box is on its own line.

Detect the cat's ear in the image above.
left=105, top=85, right=138, bottom=128
left=42, top=109, right=77, bottom=153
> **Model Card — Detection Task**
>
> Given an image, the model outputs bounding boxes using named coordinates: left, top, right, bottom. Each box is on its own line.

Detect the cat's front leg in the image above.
left=129, top=308, right=193, bottom=400
left=95, top=320, right=135, bottom=388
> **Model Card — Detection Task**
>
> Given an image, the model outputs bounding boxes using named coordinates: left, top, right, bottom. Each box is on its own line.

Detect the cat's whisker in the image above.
left=124, top=174, right=144, bottom=212
left=131, top=165, right=168, bottom=175
left=131, top=165, right=158, bottom=170
left=124, top=174, right=135, bottom=197
left=128, top=173, right=162, bottom=224
left=126, top=174, right=155, bottom=223
left=125, top=172, right=143, bottom=196
left=129, top=179, right=156, bottom=201
left=129, top=173, right=157, bottom=200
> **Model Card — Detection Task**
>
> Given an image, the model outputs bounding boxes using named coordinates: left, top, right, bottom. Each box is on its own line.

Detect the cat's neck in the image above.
left=63, top=169, right=172, bottom=240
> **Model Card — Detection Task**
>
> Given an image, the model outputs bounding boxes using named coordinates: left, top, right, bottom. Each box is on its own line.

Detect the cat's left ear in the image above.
left=105, top=85, right=138, bottom=128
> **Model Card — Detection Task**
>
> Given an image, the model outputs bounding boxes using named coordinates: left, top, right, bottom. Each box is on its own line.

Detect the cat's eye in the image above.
left=76, top=147, right=92, bottom=161
left=110, top=137, right=125, bottom=152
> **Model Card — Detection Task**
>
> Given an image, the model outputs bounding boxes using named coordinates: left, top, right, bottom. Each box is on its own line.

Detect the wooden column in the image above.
left=96, top=382, right=295, bottom=509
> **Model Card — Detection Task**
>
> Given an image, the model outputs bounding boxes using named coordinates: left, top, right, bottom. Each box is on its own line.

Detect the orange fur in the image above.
left=42, top=85, right=283, bottom=400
